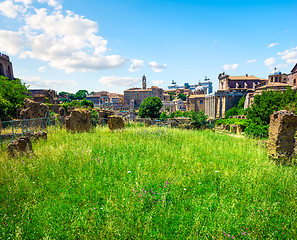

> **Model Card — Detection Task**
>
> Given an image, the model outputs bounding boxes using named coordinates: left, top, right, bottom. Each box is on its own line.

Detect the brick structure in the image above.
left=65, top=109, right=91, bottom=132
left=267, top=110, right=297, bottom=161
left=0, top=52, right=14, bottom=79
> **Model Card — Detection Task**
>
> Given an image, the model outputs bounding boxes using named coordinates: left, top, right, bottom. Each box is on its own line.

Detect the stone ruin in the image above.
left=7, top=136, right=32, bottom=156
left=20, top=98, right=49, bottom=119
left=108, top=116, right=125, bottom=130
left=65, top=109, right=91, bottom=132
left=267, top=110, right=297, bottom=162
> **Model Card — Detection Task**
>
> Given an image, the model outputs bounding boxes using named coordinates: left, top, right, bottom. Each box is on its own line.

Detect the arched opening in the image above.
left=0, top=63, right=4, bottom=77
left=7, top=65, right=12, bottom=79
left=294, top=79, right=296, bottom=85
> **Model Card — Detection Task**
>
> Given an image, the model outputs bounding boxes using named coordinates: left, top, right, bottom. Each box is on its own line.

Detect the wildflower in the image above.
left=184, top=188, right=186, bottom=191
left=127, top=171, right=131, bottom=173
left=215, top=171, right=219, bottom=173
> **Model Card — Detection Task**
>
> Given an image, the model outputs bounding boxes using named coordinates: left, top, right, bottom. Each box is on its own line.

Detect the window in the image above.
left=200, top=100, right=203, bottom=104
left=275, top=77, right=278, bottom=82
left=271, top=77, right=273, bottom=83
left=294, top=79, right=296, bottom=85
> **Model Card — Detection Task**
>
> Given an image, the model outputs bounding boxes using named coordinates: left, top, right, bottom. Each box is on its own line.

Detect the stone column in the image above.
left=267, top=110, right=297, bottom=162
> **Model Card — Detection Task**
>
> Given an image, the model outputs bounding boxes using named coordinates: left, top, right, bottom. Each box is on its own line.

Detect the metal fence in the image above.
left=0, top=116, right=64, bottom=145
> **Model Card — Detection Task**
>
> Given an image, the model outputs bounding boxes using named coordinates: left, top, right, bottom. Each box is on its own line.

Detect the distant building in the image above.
left=244, top=68, right=292, bottom=109
left=205, top=73, right=266, bottom=119
left=188, top=94, right=206, bottom=113
left=288, top=63, right=297, bottom=87
left=29, top=89, right=58, bottom=104
left=167, top=77, right=213, bottom=94
left=0, top=52, right=14, bottom=79
left=124, top=75, right=164, bottom=110
left=86, top=91, right=124, bottom=110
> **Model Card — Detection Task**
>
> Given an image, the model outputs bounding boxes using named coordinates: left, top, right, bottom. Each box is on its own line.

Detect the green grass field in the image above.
left=0, top=126, right=296, bottom=239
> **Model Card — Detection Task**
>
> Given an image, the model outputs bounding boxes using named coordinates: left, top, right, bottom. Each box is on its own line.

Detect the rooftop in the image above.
left=228, top=76, right=267, bottom=81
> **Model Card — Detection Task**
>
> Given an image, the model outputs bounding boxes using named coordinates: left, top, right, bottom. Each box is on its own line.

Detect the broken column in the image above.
left=267, top=110, right=297, bottom=161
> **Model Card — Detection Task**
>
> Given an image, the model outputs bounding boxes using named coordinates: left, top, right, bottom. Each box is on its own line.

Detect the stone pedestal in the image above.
left=267, top=110, right=297, bottom=161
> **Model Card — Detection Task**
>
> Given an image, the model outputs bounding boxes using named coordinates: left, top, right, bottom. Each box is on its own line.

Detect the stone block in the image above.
left=267, top=110, right=297, bottom=161
left=65, top=109, right=91, bottom=132
left=7, top=136, right=33, bottom=156
left=108, top=116, right=125, bottom=130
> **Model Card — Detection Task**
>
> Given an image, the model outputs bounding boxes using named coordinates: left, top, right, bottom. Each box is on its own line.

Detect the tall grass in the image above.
left=0, top=126, right=296, bottom=239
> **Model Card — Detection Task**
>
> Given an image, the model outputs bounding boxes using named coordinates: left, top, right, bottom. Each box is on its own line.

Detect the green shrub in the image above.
left=244, top=123, right=269, bottom=138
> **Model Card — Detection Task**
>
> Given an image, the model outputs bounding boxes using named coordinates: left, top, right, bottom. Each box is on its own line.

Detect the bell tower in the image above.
left=142, top=75, right=147, bottom=89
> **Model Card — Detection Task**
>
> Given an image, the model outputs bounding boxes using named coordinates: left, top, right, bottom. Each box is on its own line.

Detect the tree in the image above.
left=0, top=76, right=30, bottom=120
left=139, top=97, right=163, bottom=118
left=75, top=90, right=89, bottom=100
left=177, top=93, right=187, bottom=101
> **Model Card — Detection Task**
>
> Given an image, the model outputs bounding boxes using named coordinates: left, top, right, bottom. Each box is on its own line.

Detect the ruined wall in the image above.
left=20, top=98, right=49, bottom=119
left=65, top=109, right=91, bottom=132
left=267, top=110, right=297, bottom=161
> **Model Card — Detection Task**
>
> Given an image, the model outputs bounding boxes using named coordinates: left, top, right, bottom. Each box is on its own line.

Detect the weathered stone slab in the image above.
left=108, top=116, right=125, bottom=130
left=7, top=136, right=33, bottom=156
left=267, top=110, right=297, bottom=161
left=65, top=109, right=91, bottom=132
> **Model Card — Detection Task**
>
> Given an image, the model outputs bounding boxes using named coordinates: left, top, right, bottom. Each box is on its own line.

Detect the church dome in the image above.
left=270, top=67, right=282, bottom=75
left=195, top=86, right=204, bottom=91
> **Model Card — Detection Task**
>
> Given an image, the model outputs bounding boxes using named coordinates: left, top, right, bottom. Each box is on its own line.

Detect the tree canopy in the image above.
left=139, top=97, right=163, bottom=118
left=0, top=76, right=29, bottom=120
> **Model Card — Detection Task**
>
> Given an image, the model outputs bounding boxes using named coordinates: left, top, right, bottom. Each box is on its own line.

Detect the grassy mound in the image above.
left=0, top=126, right=296, bottom=239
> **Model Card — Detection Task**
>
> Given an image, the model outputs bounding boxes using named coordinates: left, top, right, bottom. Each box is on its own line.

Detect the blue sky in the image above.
left=0, top=0, right=296, bottom=94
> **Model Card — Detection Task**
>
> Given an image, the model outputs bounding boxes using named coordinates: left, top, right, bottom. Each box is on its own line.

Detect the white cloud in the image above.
left=264, top=57, right=275, bottom=66
left=0, top=30, right=27, bottom=55
left=99, top=76, right=140, bottom=87
left=22, top=76, right=78, bottom=88
left=267, top=43, right=279, bottom=48
left=247, top=59, right=257, bottom=63
left=277, top=47, right=297, bottom=64
left=151, top=80, right=164, bottom=86
left=0, top=0, right=26, bottom=18
left=15, top=0, right=32, bottom=5
left=149, top=61, right=166, bottom=72
left=0, top=1, right=128, bottom=73
left=129, top=59, right=144, bottom=72
left=38, top=66, right=46, bottom=72
left=37, top=0, right=62, bottom=10
left=222, top=64, right=238, bottom=71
